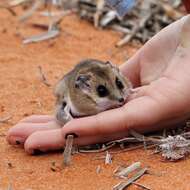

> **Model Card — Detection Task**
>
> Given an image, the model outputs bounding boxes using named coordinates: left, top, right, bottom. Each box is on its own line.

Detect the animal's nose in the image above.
left=118, top=97, right=124, bottom=103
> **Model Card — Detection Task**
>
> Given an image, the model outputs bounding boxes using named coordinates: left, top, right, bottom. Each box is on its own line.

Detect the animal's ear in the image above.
left=105, top=61, right=113, bottom=66
left=75, top=74, right=91, bottom=91
left=105, top=61, right=119, bottom=71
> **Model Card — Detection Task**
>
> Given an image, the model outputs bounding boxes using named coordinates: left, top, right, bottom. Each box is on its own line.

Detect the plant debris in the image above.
left=129, top=129, right=190, bottom=161
left=0, top=115, right=12, bottom=124
left=63, top=134, right=74, bottom=167
left=2, top=0, right=185, bottom=45
left=105, top=151, right=112, bottom=164
left=96, top=165, right=101, bottom=174
left=37, top=66, right=51, bottom=87
left=78, top=142, right=116, bottom=153
left=132, top=182, right=151, bottom=190
left=113, top=167, right=148, bottom=190
left=7, top=182, right=13, bottom=190
left=114, top=162, right=141, bottom=179
left=158, top=135, right=190, bottom=161
left=23, top=28, right=60, bottom=44
left=50, top=161, right=61, bottom=172
left=7, top=162, right=13, bottom=169
left=77, top=0, right=184, bottom=46
left=76, top=124, right=190, bottom=162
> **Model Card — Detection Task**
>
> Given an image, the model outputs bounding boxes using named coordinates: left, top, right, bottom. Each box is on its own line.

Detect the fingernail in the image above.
left=65, top=133, right=78, bottom=139
left=33, top=149, right=45, bottom=155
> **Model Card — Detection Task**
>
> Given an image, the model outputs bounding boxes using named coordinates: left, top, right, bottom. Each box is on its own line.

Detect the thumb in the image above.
left=120, top=50, right=141, bottom=88
left=180, top=15, right=190, bottom=48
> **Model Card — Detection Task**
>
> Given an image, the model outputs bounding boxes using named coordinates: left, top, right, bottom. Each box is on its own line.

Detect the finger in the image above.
left=61, top=94, right=165, bottom=138
left=20, top=115, right=55, bottom=123
left=24, top=128, right=64, bottom=154
left=62, top=107, right=128, bottom=139
left=120, top=16, right=188, bottom=87
left=7, top=121, right=60, bottom=145
left=24, top=128, right=129, bottom=154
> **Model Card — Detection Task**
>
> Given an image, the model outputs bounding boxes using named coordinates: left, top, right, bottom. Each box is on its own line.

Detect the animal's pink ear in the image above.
left=180, top=15, right=190, bottom=48
left=182, top=0, right=190, bottom=13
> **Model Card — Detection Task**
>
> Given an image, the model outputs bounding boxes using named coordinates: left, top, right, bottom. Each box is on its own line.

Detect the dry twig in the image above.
left=105, top=151, right=112, bottom=164
left=132, top=182, right=151, bottom=190
left=37, top=66, right=51, bottom=87
left=0, top=115, right=12, bottom=123
left=23, top=28, right=60, bottom=44
left=63, top=135, right=74, bottom=166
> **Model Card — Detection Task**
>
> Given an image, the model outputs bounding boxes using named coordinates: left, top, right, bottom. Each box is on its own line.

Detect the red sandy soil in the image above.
left=0, top=8, right=190, bottom=190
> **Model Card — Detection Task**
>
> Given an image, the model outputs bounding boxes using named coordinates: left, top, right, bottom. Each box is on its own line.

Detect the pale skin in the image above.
left=7, top=15, right=190, bottom=154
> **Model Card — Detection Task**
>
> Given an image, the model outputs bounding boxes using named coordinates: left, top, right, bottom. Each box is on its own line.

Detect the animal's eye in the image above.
left=97, top=85, right=109, bottom=97
left=116, top=78, right=124, bottom=90
left=62, top=102, right=67, bottom=109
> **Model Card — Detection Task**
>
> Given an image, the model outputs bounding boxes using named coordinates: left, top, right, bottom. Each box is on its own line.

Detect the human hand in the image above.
left=7, top=15, right=190, bottom=154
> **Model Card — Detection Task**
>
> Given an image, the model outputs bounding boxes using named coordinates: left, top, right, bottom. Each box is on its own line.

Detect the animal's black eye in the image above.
left=116, top=78, right=124, bottom=90
left=97, top=85, right=109, bottom=97
left=62, top=102, right=67, bottom=109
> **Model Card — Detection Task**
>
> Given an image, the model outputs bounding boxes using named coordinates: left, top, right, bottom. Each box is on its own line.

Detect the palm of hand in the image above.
left=7, top=16, right=190, bottom=154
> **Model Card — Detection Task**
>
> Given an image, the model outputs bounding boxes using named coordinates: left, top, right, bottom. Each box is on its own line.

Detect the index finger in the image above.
left=61, top=94, right=164, bottom=139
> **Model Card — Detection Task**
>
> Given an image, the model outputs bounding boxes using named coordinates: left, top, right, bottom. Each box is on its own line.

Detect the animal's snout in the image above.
left=118, top=97, right=124, bottom=103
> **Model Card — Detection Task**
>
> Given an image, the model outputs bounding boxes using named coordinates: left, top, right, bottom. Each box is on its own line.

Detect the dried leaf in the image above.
left=113, top=168, right=148, bottom=190
left=114, top=162, right=141, bottom=178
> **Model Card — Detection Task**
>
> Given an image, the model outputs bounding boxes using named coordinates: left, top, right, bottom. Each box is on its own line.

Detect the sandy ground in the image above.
left=0, top=8, right=190, bottom=190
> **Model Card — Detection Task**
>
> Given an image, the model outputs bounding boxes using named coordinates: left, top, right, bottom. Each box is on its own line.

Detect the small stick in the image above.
left=23, top=29, right=60, bottom=44
left=94, top=0, right=105, bottom=27
left=37, top=66, right=51, bottom=87
left=106, top=137, right=142, bottom=145
left=19, top=0, right=43, bottom=22
left=105, top=151, right=112, bottom=164
left=63, top=135, right=74, bottom=167
left=113, top=168, right=148, bottom=190
left=110, top=24, right=130, bottom=34
left=79, top=142, right=116, bottom=153
left=132, top=182, right=151, bottom=190
left=96, top=165, right=101, bottom=174
left=0, top=115, right=12, bottom=123
left=110, top=144, right=145, bottom=154
left=7, top=182, right=12, bottom=190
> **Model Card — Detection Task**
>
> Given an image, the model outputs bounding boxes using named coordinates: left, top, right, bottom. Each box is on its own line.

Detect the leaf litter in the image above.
left=1, top=0, right=185, bottom=45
